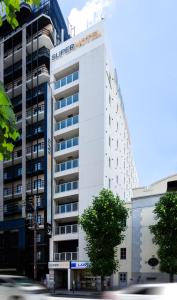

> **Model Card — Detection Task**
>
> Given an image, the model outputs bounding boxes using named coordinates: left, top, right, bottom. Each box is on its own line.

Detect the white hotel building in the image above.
left=49, top=22, right=138, bottom=290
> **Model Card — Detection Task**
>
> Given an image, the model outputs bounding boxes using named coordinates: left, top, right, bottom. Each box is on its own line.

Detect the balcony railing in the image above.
left=55, top=181, right=78, bottom=193
left=55, top=93, right=79, bottom=110
left=4, top=185, right=22, bottom=196
left=54, top=252, right=78, bottom=261
left=55, top=115, right=79, bottom=131
left=55, top=159, right=79, bottom=173
left=56, top=202, right=78, bottom=214
left=26, top=142, right=45, bottom=155
left=56, top=137, right=79, bottom=152
left=4, top=204, right=22, bottom=215
left=4, top=26, right=54, bottom=58
left=5, top=65, right=49, bottom=92
left=26, top=103, right=44, bottom=118
left=55, top=224, right=78, bottom=235
left=54, top=71, right=79, bottom=90
left=26, top=180, right=45, bottom=191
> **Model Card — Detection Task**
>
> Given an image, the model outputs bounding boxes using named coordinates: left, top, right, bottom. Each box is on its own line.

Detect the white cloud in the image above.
left=68, top=0, right=113, bottom=35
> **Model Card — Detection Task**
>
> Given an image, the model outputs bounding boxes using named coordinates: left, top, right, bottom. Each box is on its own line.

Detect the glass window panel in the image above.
left=60, top=226, right=65, bottom=234
left=73, top=71, right=78, bottom=81
left=72, top=224, right=78, bottom=233
left=67, top=74, right=72, bottom=84
left=67, top=117, right=72, bottom=126
left=67, top=161, right=72, bottom=169
left=73, top=159, right=78, bottom=168
left=60, top=184, right=65, bottom=192
left=60, top=205, right=65, bottom=213
left=60, top=141, right=65, bottom=150
left=66, top=204, right=71, bottom=212
left=73, top=203, right=78, bottom=211
left=61, top=77, right=66, bottom=87
left=73, top=93, right=78, bottom=102
left=66, top=225, right=71, bottom=233
left=67, top=139, right=72, bottom=148
left=60, top=163, right=65, bottom=171
left=66, top=253, right=71, bottom=260
left=67, top=182, right=71, bottom=191
left=67, top=96, right=72, bottom=105
left=73, top=181, right=78, bottom=189
left=73, top=137, right=78, bottom=146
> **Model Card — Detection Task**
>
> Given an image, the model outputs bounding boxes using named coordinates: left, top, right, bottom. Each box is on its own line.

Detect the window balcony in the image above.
left=55, top=137, right=79, bottom=152
left=55, top=181, right=78, bottom=193
left=4, top=25, right=54, bottom=68
left=55, top=224, right=78, bottom=235
left=5, top=65, right=49, bottom=98
left=26, top=103, right=45, bottom=123
left=54, top=252, right=78, bottom=262
left=26, top=180, right=45, bottom=192
left=26, top=142, right=45, bottom=157
left=55, top=159, right=79, bottom=173
left=4, top=185, right=22, bottom=198
left=55, top=115, right=79, bottom=131
left=56, top=202, right=78, bottom=214
left=4, top=203, right=22, bottom=215
left=54, top=71, right=79, bottom=90
left=4, top=149, right=22, bottom=164
left=55, top=93, right=79, bottom=111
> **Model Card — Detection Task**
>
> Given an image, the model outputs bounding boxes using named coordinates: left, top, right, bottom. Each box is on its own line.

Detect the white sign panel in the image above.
left=48, top=261, right=70, bottom=269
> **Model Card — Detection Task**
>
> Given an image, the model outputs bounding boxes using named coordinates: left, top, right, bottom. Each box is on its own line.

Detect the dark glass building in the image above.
left=0, top=0, right=69, bottom=280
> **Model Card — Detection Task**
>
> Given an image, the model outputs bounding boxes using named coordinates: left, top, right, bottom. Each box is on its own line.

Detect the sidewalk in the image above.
left=50, top=289, right=102, bottom=298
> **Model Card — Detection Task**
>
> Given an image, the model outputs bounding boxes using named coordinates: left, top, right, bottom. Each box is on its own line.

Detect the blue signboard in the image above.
left=70, top=261, right=91, bottom=269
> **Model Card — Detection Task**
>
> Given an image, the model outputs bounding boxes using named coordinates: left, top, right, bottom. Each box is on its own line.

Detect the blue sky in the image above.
left=59, top=0, right=177, bottom=186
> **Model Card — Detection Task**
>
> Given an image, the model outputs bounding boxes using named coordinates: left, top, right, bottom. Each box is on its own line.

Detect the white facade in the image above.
left=132, top=174, right=177, bottom=284
left=49, top=21, right=138, bottom=290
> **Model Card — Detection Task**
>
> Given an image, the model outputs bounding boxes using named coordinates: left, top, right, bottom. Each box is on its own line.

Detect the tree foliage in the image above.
left=149, top=192, right=177, bottom=282
left=0, top=0, right=40, bottom=29
left=0, top=0, right=40, bottom=160
left=0, top=83, right=20, bottom=160
left=80, top=189, right=128, bottom=287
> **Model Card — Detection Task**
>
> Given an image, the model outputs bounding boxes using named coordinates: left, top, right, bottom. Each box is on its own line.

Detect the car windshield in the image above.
left=11, top=277, right=34, bottom=286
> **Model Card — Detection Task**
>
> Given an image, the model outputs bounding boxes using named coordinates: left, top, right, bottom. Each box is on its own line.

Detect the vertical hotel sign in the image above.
left=52, top=31, right=102, bottom=61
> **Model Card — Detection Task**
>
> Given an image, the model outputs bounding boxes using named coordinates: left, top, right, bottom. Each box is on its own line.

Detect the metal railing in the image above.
left=55, top=115, right=79, bottom=131
left=55, top=93, right=79, bottom=110
left=55, top=159, right=79, bottom=173
left=55, top=181, right=78, bottom=193
left=26, top=103, right=44, bottom=118
left=26, top=142, right=45, bottom=155
left=54, top=71, right=79, bottom=90
left=4, top=185, right=22, bottom=196
left=5, top=65, right=49, bottom=92
left=55, top=202, right=78, bottom=214
left=55, top=224, right=78, bottom=235
left=54, top=252, right=78, bottom=261
left=26, top=180, right=45, bottom=191
left=4, top=26, right=54, bottom=58
left=55, top=137, right=79, bottom=152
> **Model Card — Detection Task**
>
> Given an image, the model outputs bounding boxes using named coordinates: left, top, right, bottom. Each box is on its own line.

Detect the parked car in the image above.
left=102, top=283, right=177, bottom=300
left=0, top=275, right=48, bottom=300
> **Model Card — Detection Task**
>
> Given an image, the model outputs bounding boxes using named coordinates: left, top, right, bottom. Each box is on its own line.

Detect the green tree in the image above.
left=0, top=83, right=19, bottom=160
left=0, top=0, right=40, bottom=160
left=80, top=188, right=129, bottom=290
left=149, top=192, right=177, bottom=282
left=0, top=0, right=40, bottom=29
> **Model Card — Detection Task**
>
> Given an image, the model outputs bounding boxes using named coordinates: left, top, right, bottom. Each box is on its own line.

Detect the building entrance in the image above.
left=55, top=270, right=67, bottom=289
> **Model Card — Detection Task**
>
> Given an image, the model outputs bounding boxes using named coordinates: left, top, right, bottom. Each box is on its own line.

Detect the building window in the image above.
left=109, top=157, right=111, bottom=168
left=37, top=251, right=42, bottom=261
left=17, top=167, right=22, bottom=176
left=37, top=233, right=41, bottom=243
left=109, top=115, right=111, bottom=126
left=37, top=215, right=42, bottom=225
left=36, top=195, right=42, bottom=207
left=120, top=248, right=126, bottom=259
left=109, top=136, right=111, bottom=147
left=4, top=172, right=8, bottom=180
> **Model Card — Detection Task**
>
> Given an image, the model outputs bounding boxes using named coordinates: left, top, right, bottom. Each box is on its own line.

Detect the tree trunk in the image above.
left=101, top=275, right=104, bottom=291
left=169, top=273, right=174, bottom=282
